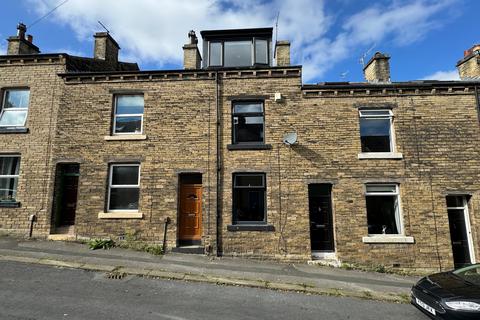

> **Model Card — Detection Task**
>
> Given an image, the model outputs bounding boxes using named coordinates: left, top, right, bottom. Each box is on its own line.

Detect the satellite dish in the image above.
left=283, top=132, right=297, bottom=145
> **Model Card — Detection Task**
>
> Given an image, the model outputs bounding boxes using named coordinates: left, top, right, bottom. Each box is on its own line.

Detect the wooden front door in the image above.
left=179, top=184, right=202, bottom=242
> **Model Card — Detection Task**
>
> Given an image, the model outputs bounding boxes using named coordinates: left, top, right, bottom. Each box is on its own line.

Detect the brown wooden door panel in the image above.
left=179, top=184, right=202, bottom=240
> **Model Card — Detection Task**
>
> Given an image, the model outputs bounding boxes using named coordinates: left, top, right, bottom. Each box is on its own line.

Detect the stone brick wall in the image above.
left=54, top=76, right=218, bottom=249
left=0, top=57, right=66, bottom=236
left=457, top=55, right=480, bottom=79
left=1, top=53, right=479, bottom=271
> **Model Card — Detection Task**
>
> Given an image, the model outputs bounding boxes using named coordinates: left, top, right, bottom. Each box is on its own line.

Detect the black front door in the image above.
left=448, top=208, right=471, bottom=268
left=53, top=164, right=80, bottom=227
left=308, top=184, right=334, bottom=252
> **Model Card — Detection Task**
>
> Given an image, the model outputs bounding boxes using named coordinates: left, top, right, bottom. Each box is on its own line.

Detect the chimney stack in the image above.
left=6, top=23, right=40, bottom=55
left=183, top=30, right=202, bottom=69
left=275, top=41, right=290, bottom=66
left=456, top=44, right=480, bottom=80
left=363, top=52, right=391, bottom=83
left=94, top=32, right=119, bottom=66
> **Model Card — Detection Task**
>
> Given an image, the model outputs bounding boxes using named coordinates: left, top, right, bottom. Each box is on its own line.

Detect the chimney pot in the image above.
left=183, top=30, right=201, bottom=69
left=17, top=22, right=26, bottom=39
left=7, top=22, right=40, bottom=55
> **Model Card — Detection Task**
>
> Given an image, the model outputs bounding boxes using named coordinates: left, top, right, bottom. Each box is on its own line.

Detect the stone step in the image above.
left=171, top=245, right=204, bottom=255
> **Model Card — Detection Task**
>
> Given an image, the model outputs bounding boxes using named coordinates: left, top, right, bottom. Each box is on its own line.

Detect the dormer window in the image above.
left=202, top=28, right=272, bottom=68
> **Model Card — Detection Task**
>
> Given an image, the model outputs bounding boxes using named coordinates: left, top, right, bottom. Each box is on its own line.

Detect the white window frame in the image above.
left=446, top=196, right=476, bottom=264
left=107, top=163, right=141, bottom=212
left=113, top=95, right=144, bottom=135
left=358, top=109, right=396, bottom=154
left=0, top=155, right=20, bottom=202
left=0, top=89, right=30, bottom=127
left=364, top=183, right=404, bottom=236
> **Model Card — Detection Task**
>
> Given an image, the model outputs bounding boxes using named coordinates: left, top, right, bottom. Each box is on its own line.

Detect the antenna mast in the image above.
left=97, top=20, right=111, bottom=33
left=273, top=11, right=280, bottom=58
left=359, top=43, right=376, bottom=66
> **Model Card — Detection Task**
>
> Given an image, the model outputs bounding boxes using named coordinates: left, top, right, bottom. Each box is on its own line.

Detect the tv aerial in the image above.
left=340, top=70, right=349, bottom=80
left=283, top=132, right=298, bottom=146
left=359, top=43, right=376, bottom=66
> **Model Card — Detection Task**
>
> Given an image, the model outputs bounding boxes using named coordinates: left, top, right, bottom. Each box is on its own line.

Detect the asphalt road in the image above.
left=0, top=261, right=426, bottom=320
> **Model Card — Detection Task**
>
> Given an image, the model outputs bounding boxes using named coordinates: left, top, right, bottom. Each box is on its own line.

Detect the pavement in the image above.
left=0, top=236, right=420, bottom=303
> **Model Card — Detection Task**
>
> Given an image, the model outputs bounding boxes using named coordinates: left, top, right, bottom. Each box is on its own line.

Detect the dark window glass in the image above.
left=209, top=42, right=222, bottom=66
left=224, top=41, right=252, bottom=67
left=108, top=165, right=140, bottom=211
left=446, top=196, right=464, bottom=208
left=115, top=116, right=142, bottom=133
left=0, top=157, right=20, bottom=202
left=366, top=195, right=399, bottom=234
left=109, top=188, right=139, bottom=210
left=114, top=95, right=144, bottom=134
left=232, top=102, right=264, bottom=144
left=255, top=39, right=268, bottom=64
left=360, top=118, right=391, bottom=152
left=111, top=166, right=139, bottom=185
left=233, top=173, right=266, bottom=224
left=234, top=174, right=264, bottom=187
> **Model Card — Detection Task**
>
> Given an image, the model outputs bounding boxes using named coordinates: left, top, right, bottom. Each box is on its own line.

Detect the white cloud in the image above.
left=421, top=69, right=460, bottom=80
left=0, top=36, right=6, bottom=55
left=26, top=0, right=459, bottom=81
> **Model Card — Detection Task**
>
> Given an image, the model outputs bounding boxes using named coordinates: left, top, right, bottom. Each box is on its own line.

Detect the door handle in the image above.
left=452, top=241, right=462, bottom=245
left=316, top=224, right=326, bottom=228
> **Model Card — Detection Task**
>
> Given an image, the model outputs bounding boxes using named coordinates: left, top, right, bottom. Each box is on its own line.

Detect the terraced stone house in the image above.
left=1, top=23, right=480, bottom=271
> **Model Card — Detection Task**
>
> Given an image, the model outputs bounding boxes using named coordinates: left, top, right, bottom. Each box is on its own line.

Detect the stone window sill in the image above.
left=227, top=224, right=275, bottom=232
left=0, top=127, right=29, bottom=134
left=358, top=152, right=403, bottom=160
left=362, top=235, right=414, bottom=244
left=98, top=212, right=143, bottom=219
left=227, top=144, right=272, bottom=150
left=0, top=201, right=21, bottom=208
left=104, top=135, right=147, bottom=141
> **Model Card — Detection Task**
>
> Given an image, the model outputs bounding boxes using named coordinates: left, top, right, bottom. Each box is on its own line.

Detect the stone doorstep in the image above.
left=0, top=254, right=409, bottom=304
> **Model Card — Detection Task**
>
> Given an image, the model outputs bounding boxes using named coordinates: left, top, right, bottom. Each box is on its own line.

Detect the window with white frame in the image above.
left=365, top=184, right=402, bottom=235
left=359, top=109, right=394, bottom=153
left=0, top=156, right=20, bottom=202
left=113, top=95, right=144, bottom=134
left=0, top=89, right=30, bottom=127
left=107, top=164, right=140, bottom=211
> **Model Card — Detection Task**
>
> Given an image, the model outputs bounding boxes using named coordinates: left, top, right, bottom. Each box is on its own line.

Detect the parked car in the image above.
left=411, top=264, right=480, bottom=319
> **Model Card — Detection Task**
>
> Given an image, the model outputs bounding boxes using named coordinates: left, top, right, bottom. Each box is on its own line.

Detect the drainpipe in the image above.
left=475, top=86, right=480, bottom=124
left=28, top=214, right=36, bottom=238
left=215, top=71, right=222, bottom=256
left=162, top=217, right=171, bottom=253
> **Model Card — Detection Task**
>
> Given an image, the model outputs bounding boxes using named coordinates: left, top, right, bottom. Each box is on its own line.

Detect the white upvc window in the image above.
left=113, top=95, right=144, bottom=135
left=0, top=155, right=20, bottom=202
left=107, top=164, right=140, bottom=212
left=365, top=184, right=403, bottom=235
left=0, top=89, right=30, bottom=127
left=359, top=109, right=395, bottom=153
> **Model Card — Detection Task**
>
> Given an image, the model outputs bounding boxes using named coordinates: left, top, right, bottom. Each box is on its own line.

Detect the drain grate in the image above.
left=105, top=271, right=126, bottom=280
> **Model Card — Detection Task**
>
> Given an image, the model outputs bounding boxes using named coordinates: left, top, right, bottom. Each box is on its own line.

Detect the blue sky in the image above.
left=1, top=0, right=478, bottom=83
